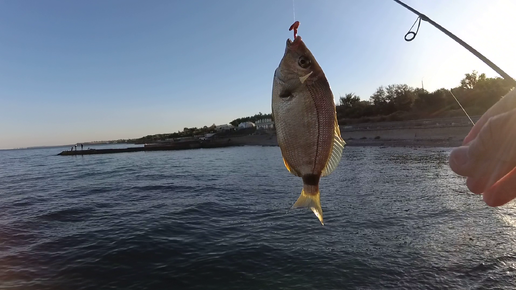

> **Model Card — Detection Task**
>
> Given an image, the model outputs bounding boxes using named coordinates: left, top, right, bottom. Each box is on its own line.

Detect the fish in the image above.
left=271, top=32, right=345, bottom=225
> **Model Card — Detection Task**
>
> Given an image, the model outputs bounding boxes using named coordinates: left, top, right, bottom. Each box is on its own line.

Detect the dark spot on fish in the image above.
left=279, top=89, right=292, bottom=99
left=302, top=174, right=320, bottom=186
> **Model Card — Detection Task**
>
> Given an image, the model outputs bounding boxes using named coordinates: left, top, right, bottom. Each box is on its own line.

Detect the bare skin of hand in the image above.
left=449, top=88, right=516, bottom=206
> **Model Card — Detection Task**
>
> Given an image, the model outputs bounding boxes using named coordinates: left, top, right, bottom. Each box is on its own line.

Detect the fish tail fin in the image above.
left=292, top=187, right=323, bottom=225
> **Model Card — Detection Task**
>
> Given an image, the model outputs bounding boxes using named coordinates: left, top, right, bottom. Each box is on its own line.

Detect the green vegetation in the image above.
left=127, top=70, right=513, bottom=144
left=131, top=113, right=274, bottom=144
left=230, top=112, right=272, bottom=127
left=337, top=70, right=514, bottom=125
left=132, top=124, right=218, bottom=144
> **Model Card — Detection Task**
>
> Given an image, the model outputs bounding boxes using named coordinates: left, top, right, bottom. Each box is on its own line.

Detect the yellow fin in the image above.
left=292, top=189, right=324, bottom=225
left=322, top=116, right=346, bottom=177
left=299, top=71, right=313, bottom=83
left=283, top=157, right=301, bottom=177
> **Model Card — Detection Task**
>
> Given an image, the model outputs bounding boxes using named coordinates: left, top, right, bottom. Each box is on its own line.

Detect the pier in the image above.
left=58, top=139, right=234, bottom=156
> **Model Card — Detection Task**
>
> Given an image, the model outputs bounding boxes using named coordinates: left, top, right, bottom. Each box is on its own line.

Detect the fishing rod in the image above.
left=394, top=0, right=516, bottom=88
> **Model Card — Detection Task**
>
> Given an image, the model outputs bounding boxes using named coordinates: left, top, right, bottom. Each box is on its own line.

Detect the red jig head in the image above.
left=289, top=21, right=300, bottom=39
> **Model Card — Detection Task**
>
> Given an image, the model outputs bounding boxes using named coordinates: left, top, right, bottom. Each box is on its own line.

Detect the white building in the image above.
left=255, top=118, right=274, bottom=130
left=237, top=121, right=255, bottom=129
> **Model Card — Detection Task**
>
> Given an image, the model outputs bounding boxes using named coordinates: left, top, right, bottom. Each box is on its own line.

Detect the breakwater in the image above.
left=58, top=139, right=233, bottom=156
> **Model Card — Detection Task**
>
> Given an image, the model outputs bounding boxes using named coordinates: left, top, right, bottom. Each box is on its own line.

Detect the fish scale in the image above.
left=306, top=79, right=336, bottom=173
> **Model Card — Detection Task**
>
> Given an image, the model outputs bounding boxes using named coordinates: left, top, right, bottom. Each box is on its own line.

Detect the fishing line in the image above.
left=449, top=89, right=475, bottom=126
left=292, top=0, right=296, bottom=21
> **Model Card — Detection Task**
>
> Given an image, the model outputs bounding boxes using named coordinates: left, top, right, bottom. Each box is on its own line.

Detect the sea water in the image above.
left=1, top=145, right=515, bottom=289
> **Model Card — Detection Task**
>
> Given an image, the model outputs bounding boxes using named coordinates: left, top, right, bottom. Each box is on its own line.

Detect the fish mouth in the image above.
left=286, top=36, right=302, bottom=48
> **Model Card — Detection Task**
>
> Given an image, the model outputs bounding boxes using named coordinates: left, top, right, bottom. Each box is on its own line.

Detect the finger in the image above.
left=449, top=145, right=494, bottom=178
left=449, top=143, right=498, bottom=178
left=466, top=177, right=488, bottom=194
left=463, top=88, right=516, bottom=145
left=483, top=167, right=516, bottom=207
left=465, top=161, right=514, bottom=194
left=450, top=109, right=516, bottom=193
left=468, top=108, right=516, bottom=162
left=450, top=146, right=514, bottom=194
left=449, top=146, right=474, bottom=176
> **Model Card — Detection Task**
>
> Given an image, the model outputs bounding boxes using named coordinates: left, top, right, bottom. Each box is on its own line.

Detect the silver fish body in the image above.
left=272, top=36, right=345, bottom=225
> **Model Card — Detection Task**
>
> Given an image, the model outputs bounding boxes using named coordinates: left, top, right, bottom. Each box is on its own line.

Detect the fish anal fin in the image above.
left=322, top=116, right=345, bottom=177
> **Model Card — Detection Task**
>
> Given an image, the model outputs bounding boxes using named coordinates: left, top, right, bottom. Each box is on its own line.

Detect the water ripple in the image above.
left=1, top=146, right=516, bottom=289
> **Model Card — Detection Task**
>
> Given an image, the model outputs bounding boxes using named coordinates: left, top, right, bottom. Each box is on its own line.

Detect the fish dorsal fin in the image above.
left=283, top=157, right=302, bottom=177
left=322, top=116, right=345, bottom=177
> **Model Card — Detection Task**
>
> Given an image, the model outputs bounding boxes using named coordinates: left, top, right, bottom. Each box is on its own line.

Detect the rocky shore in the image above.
left=230, top=116, right=476, bottom=148
left=59, top=116, right=475, bottom=156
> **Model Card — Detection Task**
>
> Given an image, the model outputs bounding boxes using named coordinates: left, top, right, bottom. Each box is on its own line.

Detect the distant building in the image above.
left=237, top=121, right=255, bottom=130
left=255, top=118, right=274, bottom=130
left=215, top=124, right=234, bottom=132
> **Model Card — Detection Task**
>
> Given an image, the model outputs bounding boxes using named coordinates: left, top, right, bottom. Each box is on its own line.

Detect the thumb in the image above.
left=467, top=108, right=516, bottom=163
left=464, top=88, right=516, bottom=145
left=449, top=108, right=516, bottom=178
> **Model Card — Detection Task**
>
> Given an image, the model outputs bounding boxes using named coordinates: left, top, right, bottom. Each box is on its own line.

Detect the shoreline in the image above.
left=228, top=122, right=470, bottom=148
left=58, top=118, right=472, bottom=155
left=228, top=136, right=462, bottom=148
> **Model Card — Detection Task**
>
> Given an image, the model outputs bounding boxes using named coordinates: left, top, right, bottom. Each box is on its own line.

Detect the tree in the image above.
left=389, top=84, right=416, bottom=112
left=414, top=89, right=447, bottom=114
left=369, top=86, right=399, bottom=115
left=133, top=69, right=516, bottom=141
left=460, top=70, right=486, bottom=90
left=370, top=86, right=386, bottom=106
left=471, top=76, right=512, bottom=110
left=230, top=112, right=272, bottom=127
left=339, top=93, right=360, bottom=108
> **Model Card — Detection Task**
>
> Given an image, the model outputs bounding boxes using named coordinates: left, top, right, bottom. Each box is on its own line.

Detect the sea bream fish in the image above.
left=272, top=23, right=345, bottom=225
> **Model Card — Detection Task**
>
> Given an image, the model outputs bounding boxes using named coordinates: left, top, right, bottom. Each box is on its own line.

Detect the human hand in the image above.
left=449, top=88, right=516, bottom=206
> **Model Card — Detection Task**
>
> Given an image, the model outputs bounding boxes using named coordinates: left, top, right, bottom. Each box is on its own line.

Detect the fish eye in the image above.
left=298, top=56, right=311, bottom=69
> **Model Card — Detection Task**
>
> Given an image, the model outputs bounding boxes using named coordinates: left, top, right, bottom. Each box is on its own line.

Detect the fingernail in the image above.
left=450, top=146, right=469, bottom=166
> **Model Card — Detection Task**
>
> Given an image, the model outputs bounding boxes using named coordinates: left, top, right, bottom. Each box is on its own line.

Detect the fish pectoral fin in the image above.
left=299, top=71, right=313, bottom=84
left=283, top=157, right=302, bottom=177
left=322, top=116, right=346, bottom=177
left=292, top=189, right=324, bottom=225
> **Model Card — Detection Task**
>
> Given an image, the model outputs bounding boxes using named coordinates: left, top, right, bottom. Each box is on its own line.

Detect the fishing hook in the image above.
left=289, top=21, right=300, bottom=39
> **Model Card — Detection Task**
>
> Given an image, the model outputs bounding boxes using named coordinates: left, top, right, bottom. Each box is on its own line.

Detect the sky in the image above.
left=1, top=0, right=515, bottom=149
